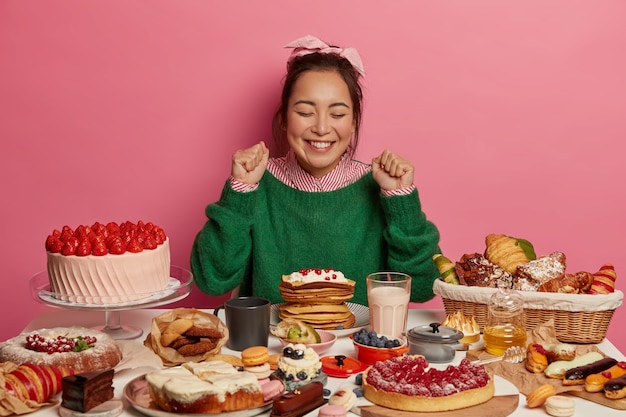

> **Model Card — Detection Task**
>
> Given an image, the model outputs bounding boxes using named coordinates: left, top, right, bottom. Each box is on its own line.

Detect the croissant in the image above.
left=588, top=263, right=617, bottom=294
left=4, top=363, right=74, bottom=403
left=537, top=271, right=593, bottom=294
left=160, top=318, right=194, bottom=346
left=484, top=234, right=536, bottom=274
left=433, top=254, right=459, bottom=284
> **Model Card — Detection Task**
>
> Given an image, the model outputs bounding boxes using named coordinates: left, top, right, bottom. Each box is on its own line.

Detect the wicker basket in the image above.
left=433, top=279, right=623, bottom=344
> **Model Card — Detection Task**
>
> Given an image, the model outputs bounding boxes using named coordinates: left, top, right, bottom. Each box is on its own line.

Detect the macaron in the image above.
left=545, top=395, right=575, bottom=417
left=328, top=388, right=357, bottom=411
left=259, top=379, right=285, bottom=402
left=241, top=346, right=270, bottom=366
left=244, top=362, right=272, bottom=379
left=526, top=383, right=555, bottom=408
left=318, top=404, right=347, bottom=417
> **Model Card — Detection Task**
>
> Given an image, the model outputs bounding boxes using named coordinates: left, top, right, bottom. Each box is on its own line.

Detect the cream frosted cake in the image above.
left=145, top=361, right=265, bottom=413
left=45, top=221, right=170, bottom=304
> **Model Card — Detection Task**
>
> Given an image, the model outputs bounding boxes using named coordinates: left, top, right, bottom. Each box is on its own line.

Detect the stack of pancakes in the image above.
left=278, top=269, right=356, bottom=330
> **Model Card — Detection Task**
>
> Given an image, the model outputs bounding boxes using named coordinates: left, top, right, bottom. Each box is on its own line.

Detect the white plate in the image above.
left=271, top=301, right=369, bottom=337
left=123, top=375, right=272, bottom=417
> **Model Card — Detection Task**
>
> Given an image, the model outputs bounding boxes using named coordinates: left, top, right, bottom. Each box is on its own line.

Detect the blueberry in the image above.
left=355, top=373, right=363, bottom=385
left=384, top=340, right=394, bottom=348
left=353, top=387, right=364, bottom=397
left=335, top=325, right=344, bottom=330
left=283, top=347, right=293, bottom=356
left=323, top=388, right=331, bottom=398
left=292, top=349, right=304, bottom=359
left=392, top=339, right=401, bottom=347
left=296, top=371, right=308, bottom=380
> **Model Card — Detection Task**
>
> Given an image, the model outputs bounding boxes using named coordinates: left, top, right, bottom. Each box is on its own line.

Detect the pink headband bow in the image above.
left=285, top=35, right=365, bottom=77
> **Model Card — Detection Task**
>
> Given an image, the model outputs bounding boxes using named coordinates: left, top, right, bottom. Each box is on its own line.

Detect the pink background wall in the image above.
left=1, top=1, right=625, bottom=351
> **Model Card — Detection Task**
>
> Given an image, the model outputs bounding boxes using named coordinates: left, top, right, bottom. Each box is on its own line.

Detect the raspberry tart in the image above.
left=45, top=220, right=170, bottom=304
left=362, top=355, right=494, bottom=412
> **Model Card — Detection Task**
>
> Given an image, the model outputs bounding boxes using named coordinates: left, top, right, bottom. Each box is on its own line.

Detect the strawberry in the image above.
left=61, top=237, right=79, bottom=255
left=60, top=226, right=74, bottom=243
left=106, top=222, right=121, bottom=236
left=126, top=238, right=143, bottom=253
left=91, top=239, right=108, bottom=256
left=91, top=221, right=105, bottom=234
left=106, top=236, right=125, bottom=254
left=75, top=238, right=92, bottom=256
left=154, top=227, right=166, bottom=244
left=74, top=225, right=88, bottom=239
left=143, top=235, right=157, bottom=250
left=46, top=237, right=64, bottom=253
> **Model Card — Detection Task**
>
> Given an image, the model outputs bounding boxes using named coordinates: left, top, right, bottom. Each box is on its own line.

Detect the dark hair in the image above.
left=271, top=52, right=364, bottom=156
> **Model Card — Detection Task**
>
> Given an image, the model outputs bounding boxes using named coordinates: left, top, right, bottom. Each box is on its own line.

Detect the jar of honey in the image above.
left=483, top=279, right=527, bottom=356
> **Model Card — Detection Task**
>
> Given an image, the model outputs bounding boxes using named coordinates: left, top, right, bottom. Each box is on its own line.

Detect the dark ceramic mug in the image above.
left=213, top=296, right=271, bottom=351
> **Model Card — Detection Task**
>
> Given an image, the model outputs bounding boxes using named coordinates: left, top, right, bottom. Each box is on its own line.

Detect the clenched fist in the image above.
left=231, top=141, right=270, bottom=184
left=371, top=149, right=414, bottom=191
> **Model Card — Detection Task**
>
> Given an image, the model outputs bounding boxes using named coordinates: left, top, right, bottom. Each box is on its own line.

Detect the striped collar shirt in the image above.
left=230, top=149, right=414, bottom=196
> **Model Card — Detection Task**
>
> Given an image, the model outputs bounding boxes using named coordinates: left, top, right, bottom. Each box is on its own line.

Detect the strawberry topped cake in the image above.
left=45, top=221, right=170, bottom=304
left=362, top=355, right=494, bottom=412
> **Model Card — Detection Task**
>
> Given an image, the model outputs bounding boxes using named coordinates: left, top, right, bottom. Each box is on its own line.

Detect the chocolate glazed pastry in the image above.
left=604, top=374, right=626, bottom=399
left=270, top=381, right=326, bottom=417
left=563, top=357, right=617, bottom=385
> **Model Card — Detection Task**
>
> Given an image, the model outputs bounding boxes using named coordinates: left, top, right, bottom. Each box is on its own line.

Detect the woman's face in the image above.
left=285, top=70, right=355, bottom=178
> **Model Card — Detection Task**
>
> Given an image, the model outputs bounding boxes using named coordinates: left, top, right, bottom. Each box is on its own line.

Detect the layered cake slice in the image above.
left=61, top=368, right=115, bottom=412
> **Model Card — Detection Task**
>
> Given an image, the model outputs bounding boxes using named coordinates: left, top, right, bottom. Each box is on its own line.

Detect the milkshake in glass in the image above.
left=366, top=272, right=411, bottom=339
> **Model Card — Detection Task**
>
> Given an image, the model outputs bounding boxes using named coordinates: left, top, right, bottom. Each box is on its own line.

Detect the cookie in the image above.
left=176, top=340, right=217, bottom=356
left=169, top=336, right=200, bottom=349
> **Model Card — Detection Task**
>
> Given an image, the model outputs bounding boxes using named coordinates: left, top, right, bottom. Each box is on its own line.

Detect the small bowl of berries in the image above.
left=350, top=329, right=409, bottom=365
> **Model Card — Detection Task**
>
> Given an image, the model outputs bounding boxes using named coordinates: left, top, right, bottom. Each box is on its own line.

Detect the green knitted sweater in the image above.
left=191, top=171, right=441, bottom=306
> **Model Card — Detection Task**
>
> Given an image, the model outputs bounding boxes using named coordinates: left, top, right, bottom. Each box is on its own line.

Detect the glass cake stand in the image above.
left=29, top=265, right=193, bottom=340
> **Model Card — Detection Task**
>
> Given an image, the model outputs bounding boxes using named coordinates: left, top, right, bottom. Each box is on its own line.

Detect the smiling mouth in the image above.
left=308, top=141, right=332, bottom=149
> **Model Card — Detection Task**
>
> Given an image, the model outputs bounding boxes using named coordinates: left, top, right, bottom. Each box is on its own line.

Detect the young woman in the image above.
left=191, top=35, right=440, bottom=306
